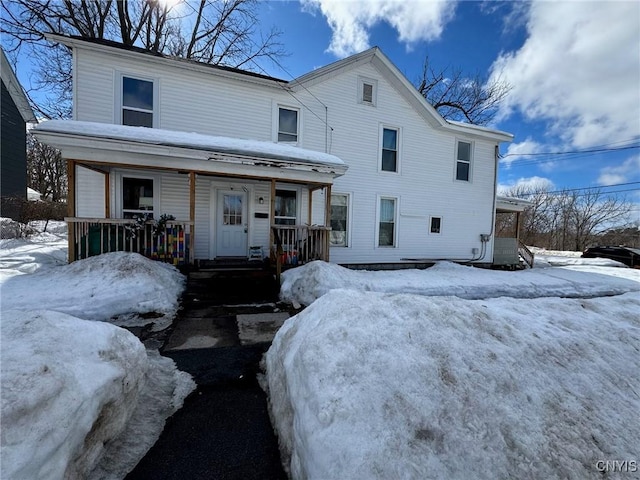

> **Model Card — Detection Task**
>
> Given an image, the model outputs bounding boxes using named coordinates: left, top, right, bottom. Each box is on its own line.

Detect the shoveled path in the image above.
left=126, top=268, right=287, bottom=480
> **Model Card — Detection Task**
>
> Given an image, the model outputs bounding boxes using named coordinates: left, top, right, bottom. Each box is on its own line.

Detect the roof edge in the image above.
left=1, top=48, right=37, bottom=123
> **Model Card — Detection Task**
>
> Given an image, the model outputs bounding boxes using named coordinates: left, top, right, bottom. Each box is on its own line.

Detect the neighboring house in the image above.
left=1, top=48, right=37, bottom=220
left=33, top=35, right=520, bottom=268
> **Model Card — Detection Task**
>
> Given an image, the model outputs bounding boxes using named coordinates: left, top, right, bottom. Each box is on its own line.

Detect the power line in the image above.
left=500, top=143, right=640, bottom=158
left=516, top=182, right=640, bottom=196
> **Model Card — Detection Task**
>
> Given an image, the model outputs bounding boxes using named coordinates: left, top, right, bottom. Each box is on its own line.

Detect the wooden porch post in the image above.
left=270, top=179, right=281, bottom=280
left=324, top=184, right=331, bottom=262
left=515, top=211, right=522, bottom=243
left=104, top=171, right=110, bottom=218
left=189, top=172, right=196, bottom=264
left=67, top=160, right=76, bottom=262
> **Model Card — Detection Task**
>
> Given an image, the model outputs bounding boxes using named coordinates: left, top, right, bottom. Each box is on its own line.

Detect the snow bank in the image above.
left=1, top=310, right=147, bottom=479
left=0, top=310, right=195, bottom=480
left=265, top=289, right=640, bottom=479
left=280, top=260, right=640, bottom=306
left=1, top=252, right=185, bottom=321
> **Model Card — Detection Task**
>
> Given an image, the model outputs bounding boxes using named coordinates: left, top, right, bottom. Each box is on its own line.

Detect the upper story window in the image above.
left=358, top=77, right=377, bottom=106
left=122, top=176, right=154, bottom=218
left=122, top=76, right=154, bottom=128
left=456, top=140, right=472, bottom=181
left=274, top=189, right=297, bottom=225
left=381, top=127, right=399, bottom=172
left=278, top=107, right=299, bottom=143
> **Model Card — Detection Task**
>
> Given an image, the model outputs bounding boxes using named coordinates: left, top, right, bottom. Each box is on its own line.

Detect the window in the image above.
left=122, top=76, right=154, bottom=128
left=223, top=194, right=243, bottom=225
left=122, top=177, right=154, bottom=218
left=330, top=194, right=349, bottom=247
left=381, top=128, right=398, bottom=172
left=430, top=216, right=442, bottom=234
left=274, top=189, right=297, bottom=225
left=278, top=107, right=298, bottom=143
left=378, top=197, right=396, bottom=247
left=358, top=76, right=377, bottom=106
left=456, top=141, right=472, bottom=181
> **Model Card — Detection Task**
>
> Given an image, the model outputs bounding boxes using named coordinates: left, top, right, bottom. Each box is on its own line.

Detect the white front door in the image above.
left=216, top=190, right=248, bottom=257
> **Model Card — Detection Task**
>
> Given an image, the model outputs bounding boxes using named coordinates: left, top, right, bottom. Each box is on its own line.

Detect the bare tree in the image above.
left=1, top=0, right=285, bottom=118
left=26, top=134, right=67, bottom=201
left=416, top=57, right=511, bottom=126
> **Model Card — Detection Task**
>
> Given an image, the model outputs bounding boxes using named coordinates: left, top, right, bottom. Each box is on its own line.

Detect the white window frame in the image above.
left=116, top=72, right=159, bottom=128
left=376, top=195, right=398, bottom=248
left=274, top=187, right=300, bottom=225
left=273, top=104, right=301, bottom=145
left=379, top=125, right=400, bottom=174
left=455, top=139, right=473, bottom=182
left=114, top=171, right=160, bottom=219
left=329, top=193, right=351, bottom=248
left=358, top=76, right=377, bottom=106
left=429, top=216, right=442, bottom=235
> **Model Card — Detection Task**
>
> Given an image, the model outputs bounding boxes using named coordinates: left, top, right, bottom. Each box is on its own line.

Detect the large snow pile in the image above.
left=1, top=251, right=185, bottom=322
left=280, top=260, right=640, bottom=306
left=1, top=245, right=195, bottom=479
left=265, top=289, right=640, bottom=480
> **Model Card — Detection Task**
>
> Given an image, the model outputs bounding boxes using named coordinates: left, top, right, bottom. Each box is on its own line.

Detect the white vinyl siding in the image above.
left=75, top=166, right=105, bottom=217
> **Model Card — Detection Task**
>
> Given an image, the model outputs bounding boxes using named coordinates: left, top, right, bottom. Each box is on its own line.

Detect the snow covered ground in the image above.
left=267, top=259, right=640, bottom=479
left=1, top=221, right=195, bottom=479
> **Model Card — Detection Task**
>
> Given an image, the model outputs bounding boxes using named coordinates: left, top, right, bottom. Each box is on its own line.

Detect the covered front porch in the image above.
left=33, top=120, right=347, bottom=269
left=494, top=196, right=534, bottom=268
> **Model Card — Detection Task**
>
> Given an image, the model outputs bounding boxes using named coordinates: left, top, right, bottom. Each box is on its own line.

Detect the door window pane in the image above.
left=223, top=194, right=243, bottom=225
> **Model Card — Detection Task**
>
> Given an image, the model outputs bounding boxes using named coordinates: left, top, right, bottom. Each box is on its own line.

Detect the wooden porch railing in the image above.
left=66, top=217, right=194, bottom=265
left=518, top=240, right=535, bottom=268
left=271, top=225, right=330, bottom=276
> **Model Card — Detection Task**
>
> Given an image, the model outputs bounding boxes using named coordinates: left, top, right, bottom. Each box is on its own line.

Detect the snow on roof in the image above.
left=34, top=120, right=346, bottom=168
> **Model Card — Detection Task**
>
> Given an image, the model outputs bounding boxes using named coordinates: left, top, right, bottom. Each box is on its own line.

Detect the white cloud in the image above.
left=598, top=155, right=640, bottom=186
left=498, top=176, right=555, bottom=195
left=500, top=138, right=546, bottom=166
left=490, top=1, right=640, bottom=148
left=300, top=0, right=456, bottom=57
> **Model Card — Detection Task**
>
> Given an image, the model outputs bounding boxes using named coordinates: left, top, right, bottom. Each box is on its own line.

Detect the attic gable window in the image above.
left=358, top=77, right=377, bottom=106
left=121, top=76, right=154, bottom=128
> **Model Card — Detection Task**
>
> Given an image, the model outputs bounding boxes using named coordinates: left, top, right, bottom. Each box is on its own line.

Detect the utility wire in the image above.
left=516, top=182, right=640, bottom=196
left=500, top=143, right=640, bottom=158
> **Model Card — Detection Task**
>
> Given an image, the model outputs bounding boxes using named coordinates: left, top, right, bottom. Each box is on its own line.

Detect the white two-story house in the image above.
left=33, top=34, right=518, bottom=269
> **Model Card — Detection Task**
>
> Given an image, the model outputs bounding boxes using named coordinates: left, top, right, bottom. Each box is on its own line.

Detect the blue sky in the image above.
left=9, top=0, right=640, bottom=219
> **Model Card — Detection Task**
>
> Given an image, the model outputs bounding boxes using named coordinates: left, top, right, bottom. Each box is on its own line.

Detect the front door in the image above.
left=216, top=190, right=248, bottom=257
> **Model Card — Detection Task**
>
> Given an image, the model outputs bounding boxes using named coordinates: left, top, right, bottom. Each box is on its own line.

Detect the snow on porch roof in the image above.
left=34, top=120, right=347, bottom=169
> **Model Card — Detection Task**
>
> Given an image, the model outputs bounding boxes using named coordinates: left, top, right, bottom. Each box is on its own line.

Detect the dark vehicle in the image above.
left=582, top=246, right=640, bottom=268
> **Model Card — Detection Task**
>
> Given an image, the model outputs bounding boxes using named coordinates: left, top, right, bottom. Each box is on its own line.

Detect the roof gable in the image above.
left=1, top=48, right=37, bottom=123
left=291, top=47, right=512, bottom=142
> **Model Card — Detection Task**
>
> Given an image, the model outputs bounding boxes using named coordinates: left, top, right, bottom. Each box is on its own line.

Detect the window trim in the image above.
left=379, top=125, right=400, bottom=174
left=358, top=76, right=377, bottom=106
left=114, top=171, right=160, bottom=219
left=273, top=104, right=302, bottom=145
left=429, top=216, right=442, bottom=235
left=376, top=195, right=398, bottom=248
left=116, top=72, right=158, bottom=128
left=455, top=139, right=473, bottom=182
left=329, top=192, right=351, bottom=248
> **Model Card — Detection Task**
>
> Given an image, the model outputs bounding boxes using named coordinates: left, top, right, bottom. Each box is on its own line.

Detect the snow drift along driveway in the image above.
left=265, top=289, right=640, bottom=480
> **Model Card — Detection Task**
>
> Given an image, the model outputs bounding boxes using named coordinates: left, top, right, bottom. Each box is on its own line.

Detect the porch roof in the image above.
left=33, top=120, right=348, bottom=184
left=496, top=195, right=533, bottom=213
